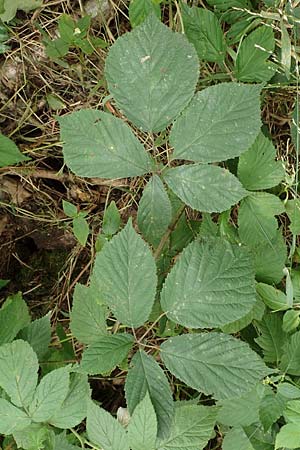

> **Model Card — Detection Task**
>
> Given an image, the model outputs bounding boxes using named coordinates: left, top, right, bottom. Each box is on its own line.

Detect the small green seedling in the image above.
left=63, top=200, right=90, bottom=247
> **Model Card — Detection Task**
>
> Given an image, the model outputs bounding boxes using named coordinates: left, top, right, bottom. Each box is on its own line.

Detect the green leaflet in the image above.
left=72, top=216, right=89, bottom=246
left=105, top=14, right=199, bottom=132
left=280, top=331, right=300, bottom=375
left=275, top=423, right=300, bottom=449
left=103, top=201, right=121, bottom=236
left=181, top=5, right=226, bottom=62
left=170, top=83, right=261, bottom=163
left=221, top=294, right=265, bottom=334
left=164, top=164, right=247, bottom=213
left=235, top=26, right=277, bottom=82
left=70, top=282, right=108, bottom=345
left=157, top=404, right=217, bottom=450
left=255, top=312, right=287, bottom=365
left=286, top=199, right=300, bottom=235
left=282, top=310, right=300, bottom=333
left=238, top=132, right=285, bottom=190
left=161, top=238, right=256, bottom=329
left=137, top=175, right=172, bottom=247
left=223, top=427, right=255, bottom=450
left=129, top=0, right=161, bottom=27
left=13, top=424, right=53, bottom=450
left=127, top=392, right=157, bottom=450
left=284, top=399, right=300, bottom=424
left=0, top=398, right=31, bottom=434
left=18, top=314, right=51, bottom=359
left=256, top=283, right=289, bottom=311
left=92, top=220, right=157, bottom=328
left=87, top=401, right=129, bottom=450
left=259, top=386, right=285, bottom=432
left=160, top=333, right=269, bottom=400
left=0, top=133, right=30, bottom=166
left=0, top=340, right=38, bottom=408
left=59, top=109, right=154, bottom=178
left=0, top=292, right=31, bottom=345
left=80, top=334, right=134, bottom=375
left=0, top=0, right=42, bottom=22
left=125, top=350, right=174, bottom=439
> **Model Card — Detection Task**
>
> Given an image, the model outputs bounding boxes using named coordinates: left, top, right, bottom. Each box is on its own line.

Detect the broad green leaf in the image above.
left=284, top=399, right=300, bottom=424
left=256, top=283, right=289, bottom=311
left=255, top=312, right=287, bottom=364
left=72, top=216, right=89, bottom=246
left=29, top=367, right=70, bottom=422
left=280, top=331, right=300, bottom=375
left=277, top=383, right=300, bottom=400
left=181, top=5, right=226, bottom=62
left=103, top=201, right=121, bottom=236
left=238, top=192, right=284, bottom=247
left=13, top=424, right=52, bottom=450
left=286, top=199, right=300, bottom=235
left=161, top=238, right=256, bottom=328
left=80, top=334, right=134, bottom=375
left=127, top=392, right=157, bottom=450
left=0, top=398, right=31, bottom=434
left=87, top=401, right=129, bottom=450
left=105, top=14, right=199, bottom=132
left=217, top=385, right=263, bottom=427
left=275, top=423, right=300, bottom=449
left=129, top=0, right=161, bottom=27
left=221, top=294, right=265, bottom=334
left=259, top=387, right=285, bottom=431
left=49, top=373, right=90, bottom=428
left=0, top=0, right=42, bottom=22
left=0, top=292, right=31, bottom=345
left=235, top=26, right=277, bottom=82
left=160, top=333, right=268, bottom=400
left=0, top=340, right=38, bottom=408
left=70, top=282, right=108, bottom=345
left=164, top=164, right=247, bottom=213
left=170, top=83, right=261, bottom=163
left=283, top=310, right=300, bottom=333
left=18, top=314, right=51, bottom=359
left=137, top=175, right=172, bottom=247
left=157, top=404, right=217, bottom=450
left=223, top=427, right=255, bottom=450
left=62, top=200, right=78, bottom=218
left=244, top=425, right=275, bottom=450
left=125, top=350, right=174, bottom=438
left=59, top=110, right=153, bottom=178
left=206, top=0, right=250, bottom=10
left=0, top=133, right=29, bottom=166
left=91, top=220, right=157, bottom=328
left=238, top=132, right=285, bottom=190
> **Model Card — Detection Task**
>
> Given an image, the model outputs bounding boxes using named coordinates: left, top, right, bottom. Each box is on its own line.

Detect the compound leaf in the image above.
left=137, top=175, right=172, bottom=247
left=92, top=220, right=157, bottom=328
left=127, top=392, right=157, bottom=450
left=105, top=14, right=199, bottom=132
left=238, top=132, right=285, bottom=190
left=59, top=110, right=153, bottom=178
left=125, top=350, right=174, bottom=438
left=160, top=333, right=269, bottom=400
left=0, top=340, right=38, bottom=408
left=170, top=83, right=261, bottom=163
left=161, top=238, right=256, bottom=328
left=164, top=164, right=247, bottom=213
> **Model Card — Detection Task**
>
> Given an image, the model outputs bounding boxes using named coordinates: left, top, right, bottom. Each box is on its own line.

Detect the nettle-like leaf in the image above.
left=92, top=220, right=157, bottom=328
left=164, top=164, right=247, bottom=213
left=0, top=398, right=31, bottom=434
left=170, top=83, right=261, bottom=163
left=0, top=292, right=31, bottom=345
left=255, top=312, right=287, bottom=365
left=157, top=404, right=217, bottom=450
left=238, top=132, right=285, bottom=190
left=87, top=401, right=129, bottom=450
left=160, top=333, right=269, bottom=400
left=29, top=367, right=70, bottom=422
left=127, top=392, right=157, bottom=450
left=18, top=314, right=51, bottom=359
left=80, top=334, right=134, bottom=375
left=70, top=282, right=108, bottom=345
left=137, top=175, right=172, bottom=247
left=125, top=350, right=174, bottom=438
left=235, top=26, right=277, bottom=82
left=59, top=110, right=154, bottom=178
left=0, top=133, right=30, bottom=166
left=105, top=14, right=199, bottom=132
left=161, top=237, right=256, bottom=328
left=181, top=4, right=226, bottom=62
left=129, top=0, right=161, bottom=27
left=280, top=331, right=300, bottom=375
left=0, top=340, right=38, bottom=408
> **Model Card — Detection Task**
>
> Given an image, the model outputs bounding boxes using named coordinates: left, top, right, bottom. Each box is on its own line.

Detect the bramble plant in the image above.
left=1, top=10, right=300, bottom=450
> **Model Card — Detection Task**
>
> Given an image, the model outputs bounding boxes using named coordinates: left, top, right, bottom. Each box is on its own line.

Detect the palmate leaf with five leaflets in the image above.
left=160, top=237, right=256, bottom=329
left=59, top=110, right=154, bottom=179
left=160, top=333, right=269, bottom=400
left=105, top=14, right=199, bottom=132
left=170, top=83, right=261, bottom=163
left=164, top=164, right=247, bottom=213
left=91, top=220, right=157, bottom=328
